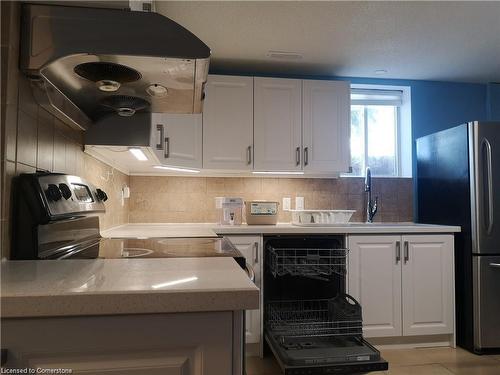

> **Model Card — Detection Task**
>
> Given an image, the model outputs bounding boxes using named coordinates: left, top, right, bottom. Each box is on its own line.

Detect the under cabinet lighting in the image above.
left=154, top=165, right=200, bottom=173
left=129, top=148, right=148, bottom=161
left=252, top=171, right=305, bottom=175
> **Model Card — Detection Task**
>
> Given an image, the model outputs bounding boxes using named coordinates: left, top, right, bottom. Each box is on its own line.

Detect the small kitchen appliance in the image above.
left=215, top=197, right=244, bottom=225
left=245, top=201, right=279, bottom=225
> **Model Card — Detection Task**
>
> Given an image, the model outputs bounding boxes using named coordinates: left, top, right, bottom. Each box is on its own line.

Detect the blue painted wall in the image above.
left=487, top=83, right=500, bottom=120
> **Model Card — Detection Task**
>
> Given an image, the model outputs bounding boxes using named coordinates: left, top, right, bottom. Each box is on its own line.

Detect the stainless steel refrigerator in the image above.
left=416, top=121, right=500, bottom=353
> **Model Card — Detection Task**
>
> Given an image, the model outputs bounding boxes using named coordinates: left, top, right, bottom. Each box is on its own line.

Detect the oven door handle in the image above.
left=245, top=262, right=255, bottom=283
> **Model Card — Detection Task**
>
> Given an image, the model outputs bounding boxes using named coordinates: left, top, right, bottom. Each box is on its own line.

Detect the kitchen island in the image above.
left=1, top=257, right=258, bottom=374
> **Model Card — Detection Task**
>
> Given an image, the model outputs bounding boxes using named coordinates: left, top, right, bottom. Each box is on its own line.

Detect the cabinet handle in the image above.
left=489, top=263, right=500, bottom=269
left=156, top=124, right=164, bottom=150
left=247, top=146, right=252, bottom=165
left=403, top=241, right=409, bottom=263
left=164, top=137, right=170, bottom=158
left=254, top=242, right=259, bottom=263
left=296, top=147, right=301, bottom=166
left=304, top=147, right=309, bottom=166
left=395, top=241, right=401, bottom=264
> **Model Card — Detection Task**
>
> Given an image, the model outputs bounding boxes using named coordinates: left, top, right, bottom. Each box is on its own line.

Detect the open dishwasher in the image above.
left=264, top=235, right=388, bottom=374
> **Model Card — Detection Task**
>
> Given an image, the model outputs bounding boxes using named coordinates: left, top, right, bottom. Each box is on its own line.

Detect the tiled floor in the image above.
left=246, top=347, right=500, bottom=374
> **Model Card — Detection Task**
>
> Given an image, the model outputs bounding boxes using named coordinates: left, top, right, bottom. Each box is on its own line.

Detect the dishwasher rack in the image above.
left=267, top=294, right=362, bottom=346
left=267, top=245, right=348, bottom=279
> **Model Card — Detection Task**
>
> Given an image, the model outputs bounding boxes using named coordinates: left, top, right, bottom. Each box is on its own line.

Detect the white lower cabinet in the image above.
left=224, top=235, right=262, bottom=345
left=2, top=312, right=238, bottom=375
left=348, top=234, right=454, bottom=338
left=348, top=235, right=402, bottom=337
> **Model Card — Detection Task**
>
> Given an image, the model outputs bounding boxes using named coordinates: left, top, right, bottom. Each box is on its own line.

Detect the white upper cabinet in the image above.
left=254, top=77, right=302, bottom=171
left=302, top=80, right=350, bottom=173
left=151, top=113, right=202, bottom=169
left=203, top=75, right=254, bottom=170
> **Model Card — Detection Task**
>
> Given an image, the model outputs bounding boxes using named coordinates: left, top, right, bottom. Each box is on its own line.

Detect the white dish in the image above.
left=291, top=209, right=356, bottom=225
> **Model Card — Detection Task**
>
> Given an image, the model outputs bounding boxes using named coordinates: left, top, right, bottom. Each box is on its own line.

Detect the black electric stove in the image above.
left=11, top=173, right=245, bottom=268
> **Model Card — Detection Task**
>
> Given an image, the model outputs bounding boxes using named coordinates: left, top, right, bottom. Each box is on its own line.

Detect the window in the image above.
left=347, top=85, right=412, bottom=177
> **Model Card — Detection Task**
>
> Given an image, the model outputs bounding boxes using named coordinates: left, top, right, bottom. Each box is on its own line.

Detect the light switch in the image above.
left=295, top=196, right=304, bottom=210
left=283, top=197, right=291, bottom=211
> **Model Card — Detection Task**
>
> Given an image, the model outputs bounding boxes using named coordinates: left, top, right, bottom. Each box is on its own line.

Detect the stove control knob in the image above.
left=96, top=188, right=108, bottom=202
left=59, top=183, right=72, bottom=200
left=46, top=184, right=62, bottom=201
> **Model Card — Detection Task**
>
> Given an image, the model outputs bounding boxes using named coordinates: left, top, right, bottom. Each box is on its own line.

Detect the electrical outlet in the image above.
left=295, top=196, right=304, bottom=210
left=283, top=197, right=291, bottom=211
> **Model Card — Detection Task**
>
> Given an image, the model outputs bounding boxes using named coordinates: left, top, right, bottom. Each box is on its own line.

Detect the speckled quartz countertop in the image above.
left=1, top=258, right=259, bottom=318
left=101, top=222, right=461, bottom=238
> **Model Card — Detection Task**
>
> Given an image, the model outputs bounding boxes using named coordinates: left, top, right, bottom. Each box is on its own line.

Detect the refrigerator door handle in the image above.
left=482, top=138, right=494, bottom=235
left=489, top=263, right=500, bottom=269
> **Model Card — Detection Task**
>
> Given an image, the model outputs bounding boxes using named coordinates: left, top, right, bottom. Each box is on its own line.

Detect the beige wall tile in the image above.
left=17, top=75, right=38, bottom=119
left=16, top=110, right=37, bottom=167
left=52, top=131, right=67, bottom=173
left=4, top=103, right=18, bottom=162
left=36, top=108, right=54, bottom=172
left=128, top=175, right=414, bottom=224
left=2, top=161, right=15, bottom=221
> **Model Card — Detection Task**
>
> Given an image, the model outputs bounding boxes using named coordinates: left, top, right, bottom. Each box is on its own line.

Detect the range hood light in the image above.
left=146, top=84, right=168, bottom=97
left=97, top=79, right=121, bottom=92
left=252, top=171, right=305, bottom=175
left=129, top=148, right=148, bottom=161
left=154, top=165, right=200, bottom=173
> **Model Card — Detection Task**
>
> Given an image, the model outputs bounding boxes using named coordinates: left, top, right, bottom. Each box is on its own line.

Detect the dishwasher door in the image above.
left=265, top=334, right=388, bottom=374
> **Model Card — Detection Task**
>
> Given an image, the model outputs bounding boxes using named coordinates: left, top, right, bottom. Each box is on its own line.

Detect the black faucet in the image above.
left=364, top=167, right=378, bottom=223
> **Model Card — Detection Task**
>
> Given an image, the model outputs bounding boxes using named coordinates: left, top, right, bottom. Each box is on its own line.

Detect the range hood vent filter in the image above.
left=74, top=62, right=142, bottom=83
left=100, top=95, right=150, bottom=117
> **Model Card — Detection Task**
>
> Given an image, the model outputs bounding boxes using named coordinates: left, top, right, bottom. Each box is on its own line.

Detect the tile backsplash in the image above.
left=129, top=176, right=413, bottom=224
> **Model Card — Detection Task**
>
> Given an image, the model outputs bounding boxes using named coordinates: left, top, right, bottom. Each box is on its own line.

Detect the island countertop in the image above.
left=1, top=257, right=259, bottom=318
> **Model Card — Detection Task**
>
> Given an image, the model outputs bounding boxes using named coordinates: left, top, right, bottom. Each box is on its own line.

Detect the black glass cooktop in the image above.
left=102, top=237, right=245, bottom=268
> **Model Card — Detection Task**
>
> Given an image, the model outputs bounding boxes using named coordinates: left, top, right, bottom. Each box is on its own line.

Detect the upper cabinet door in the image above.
left=302, top=80, right=350, bottom=173
left=203, top=75, right=254, bottom=170
left=151, top=113, right=202, bottom=169
left=254, top=77, right=302, bottom=171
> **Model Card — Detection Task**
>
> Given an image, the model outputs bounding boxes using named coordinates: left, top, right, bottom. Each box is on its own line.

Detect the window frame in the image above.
left=345, top=84, right=412, bottom=178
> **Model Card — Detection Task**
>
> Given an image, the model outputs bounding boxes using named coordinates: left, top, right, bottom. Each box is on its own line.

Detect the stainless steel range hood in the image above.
left=20, top=3, right=210, bottom=131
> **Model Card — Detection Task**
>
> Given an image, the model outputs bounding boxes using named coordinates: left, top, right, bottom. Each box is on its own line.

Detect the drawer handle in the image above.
left=489, top=263, right=500, bottom=268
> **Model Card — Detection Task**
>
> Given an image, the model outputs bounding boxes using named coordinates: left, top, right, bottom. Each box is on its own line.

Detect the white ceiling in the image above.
left=156, top=1, right=500, bottom=83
